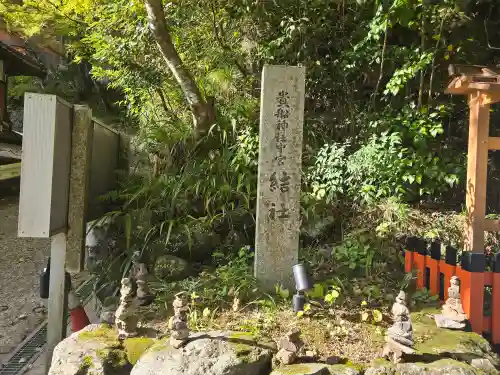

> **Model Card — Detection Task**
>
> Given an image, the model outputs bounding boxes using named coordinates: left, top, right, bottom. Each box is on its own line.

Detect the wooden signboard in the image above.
left=18, top=93, right=72, bottom=238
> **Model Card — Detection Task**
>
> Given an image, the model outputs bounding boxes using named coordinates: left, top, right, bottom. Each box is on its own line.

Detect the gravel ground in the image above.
left=0, top=195, right=50, bottom=365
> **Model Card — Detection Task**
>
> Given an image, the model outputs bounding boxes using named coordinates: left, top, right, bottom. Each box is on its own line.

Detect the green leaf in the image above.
left=373, top=309, right=383, bottom=323
left=308, top=283, right=325, bottom=298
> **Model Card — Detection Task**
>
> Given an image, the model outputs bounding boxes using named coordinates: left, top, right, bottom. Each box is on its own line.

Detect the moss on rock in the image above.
left=411, top=308, right=496, bottom=364
left=123, top=337, right=154, bottom=365
left=78, top=325, right=119, bottom=346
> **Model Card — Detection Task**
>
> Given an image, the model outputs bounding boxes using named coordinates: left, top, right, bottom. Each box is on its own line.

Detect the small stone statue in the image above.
left=275, top=327, right=304, bottom=365
left=382, top=291, right=415, bottom=363
left=135, top=263, right=154, bottom=306
left=435, top=276, right=467, bottom=329
left=115, top=278, right=138, bottom=339
left=169, top=291, right=190, bottom=348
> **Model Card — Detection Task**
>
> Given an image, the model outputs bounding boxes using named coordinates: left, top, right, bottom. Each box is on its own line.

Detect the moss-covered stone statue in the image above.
left=434, top=276, right=467, bottom=330
left=131, top=251, right=154, bottom=306
left=115, top=278, right=139, bottom=340
left=381, top=291, right=415, bottom=363
left=168, top=291, right=190, bottom=348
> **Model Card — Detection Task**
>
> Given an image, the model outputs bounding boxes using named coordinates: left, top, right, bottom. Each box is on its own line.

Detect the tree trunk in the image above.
left=144, top=0, right=215, bottom=139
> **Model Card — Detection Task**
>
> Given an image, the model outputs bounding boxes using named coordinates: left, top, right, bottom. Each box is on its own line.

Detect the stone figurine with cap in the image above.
left=115, top=278, right=139, bottom=339
left=434, top=275, right=468, bottom=329
left=382, top=291, right=415, bottom=363
left=130, top=251, right=154, bottom=306
left=169, top=291, right=190, bottom=348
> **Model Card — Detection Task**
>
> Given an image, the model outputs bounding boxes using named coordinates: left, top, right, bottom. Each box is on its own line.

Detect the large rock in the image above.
left=271, top=364, right=361, bottom=375
left=412, top=308, right=499, bottom=368
left=365, top=359, right=487, bottom=375
left=48, top=324, right=155, bottom=375
left=48, top=324, right=131, bottom=375
left=153, top=254, right=191, bottom=281
left=271, top=363, right=329, bottom=375
left=364, top=308, right=500, bottom=375
left=131, top=331, right=275, bottom=375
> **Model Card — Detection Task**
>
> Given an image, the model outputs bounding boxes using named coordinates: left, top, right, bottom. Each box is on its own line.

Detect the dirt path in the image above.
left=0, top=195, right=50, bottom=365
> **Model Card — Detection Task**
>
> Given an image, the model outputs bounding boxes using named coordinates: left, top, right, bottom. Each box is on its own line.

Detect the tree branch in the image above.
left=418, top=6, right=426, bottom=109
left=428, top=13, right=446, bottom=103
left=484, top=7, right=500, bottom=50
left=144, top=0, right=214, bottom=138
left=210, top=2, right=250, bottom=78
left=372, top=20, right=388, bottom=107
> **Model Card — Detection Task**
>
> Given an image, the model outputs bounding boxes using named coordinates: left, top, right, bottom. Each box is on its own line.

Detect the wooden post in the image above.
left=465, top=91, right=490, bottom=253
left=46, top=232, right=68, bottom=372
left=66, top=105, right=93, bottom=272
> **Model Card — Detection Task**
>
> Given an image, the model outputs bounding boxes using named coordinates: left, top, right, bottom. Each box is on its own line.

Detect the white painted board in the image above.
left=18, top=93, right=72, bottom=238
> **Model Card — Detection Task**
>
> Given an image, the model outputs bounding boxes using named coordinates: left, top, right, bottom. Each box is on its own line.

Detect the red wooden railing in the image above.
left=405, top=237, right=500, bottom=344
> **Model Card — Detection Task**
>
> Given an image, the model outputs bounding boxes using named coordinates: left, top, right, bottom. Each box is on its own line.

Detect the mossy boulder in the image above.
left=153, top=254, right=191, bottom=281
left=363, top=308, right=500, bottom=374
left=365, top=358, right=484, bottom=374
left=48, top=324, right=132, bottom=375
left=131, top=331, right=274, bottom=375
left=271, top=363, right=361, bottom=375
left=122, top=337, right=154, bottom=365
left=411, top=308, right=499, bottom=367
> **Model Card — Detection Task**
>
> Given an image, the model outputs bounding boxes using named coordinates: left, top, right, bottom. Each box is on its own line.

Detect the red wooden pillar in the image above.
left=492, top=253, right=500, bottom=344
left=460, top=253, right=485, bottom=334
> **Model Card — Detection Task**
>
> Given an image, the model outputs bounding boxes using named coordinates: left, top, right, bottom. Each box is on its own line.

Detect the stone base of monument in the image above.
left=381, top=337, right=415, bottom=364
left=434, top=314, right=467, bottom=330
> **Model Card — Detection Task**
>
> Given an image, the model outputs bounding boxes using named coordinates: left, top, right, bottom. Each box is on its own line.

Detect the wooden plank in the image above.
left=465, top=92, right=490, bottom=253
left=449, top=64, right=500, bottom=77
left=0, top=161, right=20, bottom=181
left=445, top=76, right=471, bottom=95
left=18, top=94, right=72, bottom=238
left=484, top=219, right=500, bottom=232
left=45, top=232, right=68, bottom=373
left=66, top=105, right=93, bottom=273
left=488, top=137, right=500, bottom=150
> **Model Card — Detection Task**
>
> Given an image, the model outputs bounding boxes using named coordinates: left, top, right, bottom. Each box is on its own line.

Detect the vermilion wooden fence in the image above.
left=405, top=236, right=500, bottom=344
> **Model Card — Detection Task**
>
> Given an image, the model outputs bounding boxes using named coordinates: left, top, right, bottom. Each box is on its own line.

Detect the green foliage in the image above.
left=331, top=233, right=379, bottom=276
left=153, top=246, right=257, bottom=310
left=310, top=104, right=464, bottom=204
left=3, top=0, right=496, bottom=295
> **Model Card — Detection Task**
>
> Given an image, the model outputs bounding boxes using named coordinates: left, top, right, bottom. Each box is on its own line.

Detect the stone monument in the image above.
left=169, top=291, right=190, bottom=348
left=275, top=327, right=304, bottom=365
left=115, top=278, right=138, bottom=339
left=435, top=276, right=468, bottom=329
left=254, top=65, right=306, bottom=290
left=382, top=291, right=415, bottom=363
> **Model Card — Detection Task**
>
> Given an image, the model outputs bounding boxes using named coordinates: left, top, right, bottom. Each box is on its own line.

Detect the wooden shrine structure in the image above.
left=406, top=64, right=500, bottom=345
left=0, top=41, right=45, bottom=180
